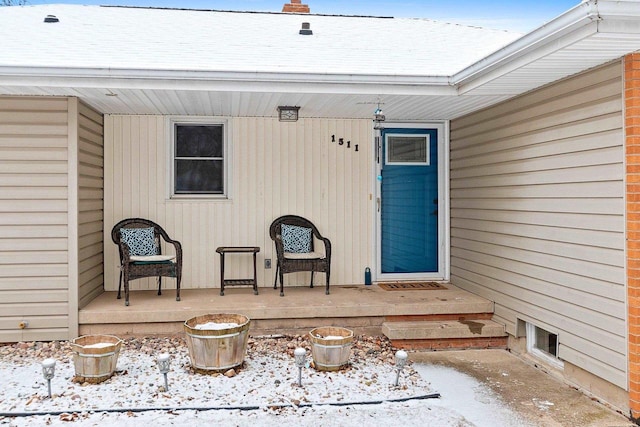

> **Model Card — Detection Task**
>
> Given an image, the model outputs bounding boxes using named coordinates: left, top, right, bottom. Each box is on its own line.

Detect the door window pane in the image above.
left=386, top=135, right=429, bottom=165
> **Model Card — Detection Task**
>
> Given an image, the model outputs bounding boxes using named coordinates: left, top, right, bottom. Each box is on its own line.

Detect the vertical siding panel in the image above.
left=362, top=120, right=371, bottom=276
left=304, top=119, right=313, bottom=216
left=193, top=198, right=201, bottom=287
left=327, top=120, right=337, bottom=270
left=138, top=117, right=148, bottom=219
left=329, top=120, right=345, bottom=278
left=272, top=120, right=281, bottom=221
left=280, top=123, right=289, bottom=215
left=321, top=120, right=332, bottom=229
left=296, top=120, right=305, bottom=215
left=345, top=120, right=355, bottom=275
left=204, top=203, right=212, bottom=288
left=154, top=117, right=164, bottom=226
left=269, top=117, right=278, bottom=282
left=312, top=120, right=323, bottom=235
left=104, top=116, right=372, bottom=295
left=115, top=117, right=124, bottom=226
left=131, top=116, right=141, bottom=216
left=120, top=117, right=131, bottom=218
left=450, top=62, right=626, bottom=388
left=255, top=118, right=266, bottom=285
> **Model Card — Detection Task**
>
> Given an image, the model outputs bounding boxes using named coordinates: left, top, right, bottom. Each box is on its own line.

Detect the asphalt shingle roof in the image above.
left=0, top=4, right=521, bottom=77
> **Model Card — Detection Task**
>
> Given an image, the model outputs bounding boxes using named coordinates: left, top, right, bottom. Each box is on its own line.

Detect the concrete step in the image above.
left=382, top=319, right=508, bottom=351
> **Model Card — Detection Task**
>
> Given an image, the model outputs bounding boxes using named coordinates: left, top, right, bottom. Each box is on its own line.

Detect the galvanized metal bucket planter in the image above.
left=70, top=334, right=123, bottom=384
left=309, top=326, right=354, bottom=371
left=184, top=313, right=251, bottom=373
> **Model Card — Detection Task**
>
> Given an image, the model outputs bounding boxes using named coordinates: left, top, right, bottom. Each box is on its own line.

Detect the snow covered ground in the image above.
left=0, top=336, right=534, bottom=426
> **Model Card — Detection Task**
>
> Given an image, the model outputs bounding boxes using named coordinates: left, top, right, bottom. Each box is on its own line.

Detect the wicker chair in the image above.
left=111, top=218, right=182, bottom=306
left=269, top=215, right=331, bottom=296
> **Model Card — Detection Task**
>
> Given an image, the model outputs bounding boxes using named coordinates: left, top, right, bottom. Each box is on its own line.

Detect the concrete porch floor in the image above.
left=79, top=283, right=494, bottom=337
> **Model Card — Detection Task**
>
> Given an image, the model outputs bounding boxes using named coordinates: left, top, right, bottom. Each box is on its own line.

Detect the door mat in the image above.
left=377, top=282, right=447, bottom=291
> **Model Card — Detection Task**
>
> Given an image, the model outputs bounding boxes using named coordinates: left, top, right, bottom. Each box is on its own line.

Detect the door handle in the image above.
left=377, top=197, right=381, bottom=212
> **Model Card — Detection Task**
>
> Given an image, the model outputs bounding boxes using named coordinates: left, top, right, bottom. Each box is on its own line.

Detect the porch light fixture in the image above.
left=157, top=353, right=171, bottom=391
left=278, top=106, right=300, bottom=122
left=41, top=358, right=56, bottom=398
left=394, top=350, right=408, bottom=386
left=294, top=347, right=307, bottom=386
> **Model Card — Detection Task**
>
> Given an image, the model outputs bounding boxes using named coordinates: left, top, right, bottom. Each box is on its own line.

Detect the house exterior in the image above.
left=3, top=0, right=640, bottom=419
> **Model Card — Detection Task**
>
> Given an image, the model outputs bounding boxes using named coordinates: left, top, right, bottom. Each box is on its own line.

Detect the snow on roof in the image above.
left=0, top=4, right=521, bottom=77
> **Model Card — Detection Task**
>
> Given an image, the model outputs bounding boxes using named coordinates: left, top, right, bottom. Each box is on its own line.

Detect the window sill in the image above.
left=169, top=194, right=231, bottom=202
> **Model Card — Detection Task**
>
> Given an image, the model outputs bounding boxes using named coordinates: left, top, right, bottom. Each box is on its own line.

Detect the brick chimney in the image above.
left=282, top=0, right=310, bottom=13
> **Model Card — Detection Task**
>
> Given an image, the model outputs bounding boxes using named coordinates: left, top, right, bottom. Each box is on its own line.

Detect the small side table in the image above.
left=216, top=246, right=260, bottom=296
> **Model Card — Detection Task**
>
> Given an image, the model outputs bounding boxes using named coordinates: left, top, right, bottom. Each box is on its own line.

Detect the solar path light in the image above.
left=294, top=347, right=307, bottom=387
left=157, top=352, right=171, bottom=391
left=41, top=358, right=56, bottom=398
left=394, top=350, right=408, bottom=387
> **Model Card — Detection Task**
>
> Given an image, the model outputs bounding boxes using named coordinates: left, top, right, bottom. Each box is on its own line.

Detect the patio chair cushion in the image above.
left=120, top=227, right=159, bottom=256
left=130, top=254, right=176, bottom=264
left=281, top=224, right=312, bottom=253
left=284, top=251, right=324, bottom=260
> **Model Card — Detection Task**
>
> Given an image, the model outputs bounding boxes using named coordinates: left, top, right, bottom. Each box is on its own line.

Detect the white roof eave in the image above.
left=454, top=0, right=640, bottom=95
left=0, top=66, right=456, bottom=96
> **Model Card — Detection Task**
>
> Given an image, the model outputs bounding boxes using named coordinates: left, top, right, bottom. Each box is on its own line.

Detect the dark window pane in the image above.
left=388, top=136, right=427, bottom=163
left=175, top=159, right=223, bottom=193
left=535, top=327, right=558, bottom=357
left=176, top=125, right=223, bottom=157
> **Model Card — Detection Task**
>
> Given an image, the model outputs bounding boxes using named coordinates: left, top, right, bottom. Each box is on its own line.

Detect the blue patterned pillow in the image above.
left=120, top=228, right=158, bottom=256
left=281, top=224, right=312, bottom=253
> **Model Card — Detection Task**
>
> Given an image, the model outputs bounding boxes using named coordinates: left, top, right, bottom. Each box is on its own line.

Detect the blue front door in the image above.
left=380, top=128, right=439, bottom=274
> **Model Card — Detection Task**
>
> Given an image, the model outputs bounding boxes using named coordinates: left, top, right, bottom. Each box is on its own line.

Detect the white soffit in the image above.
left=456, top=0, right=640, bottom=97
left=0, top=84, right=511, bottom=120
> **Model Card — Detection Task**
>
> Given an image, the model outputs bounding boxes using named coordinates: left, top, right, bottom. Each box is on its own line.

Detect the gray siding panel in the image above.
left=0, top=97, right=71, bottom=342
left=77, top=102, right=104, bottom=309
left=450, top=61, right=626, bottom=389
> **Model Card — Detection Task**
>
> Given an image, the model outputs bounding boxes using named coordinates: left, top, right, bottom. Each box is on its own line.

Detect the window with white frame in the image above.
left=526, top=322, right=563, bottom=369
left=385, top=134, right=430, bottom=165
left=170, top=119, right=228, bottom=198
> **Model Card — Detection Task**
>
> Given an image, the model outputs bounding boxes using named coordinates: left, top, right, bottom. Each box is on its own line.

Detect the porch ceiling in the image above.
left=1, top=1, right=640, bottom=120
left=0, top=83, right=514, bottom=120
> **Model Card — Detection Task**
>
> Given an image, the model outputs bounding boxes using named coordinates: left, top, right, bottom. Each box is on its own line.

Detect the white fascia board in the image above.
left=0, top=67, right=455, bottom=96
left=597, top=0, right=640, bottom=21
left=453, top=1, right=598, bottom=93
left=454, top=0, right=640, bottom=95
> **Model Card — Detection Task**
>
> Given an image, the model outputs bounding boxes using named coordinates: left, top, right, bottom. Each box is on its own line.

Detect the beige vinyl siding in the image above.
left=77, top=101, right=104, bottom=308
left=450, top=61, right=626, bottom=388
left=104, top=116, right=372, bottom=292
left=0, top=96, right=71, bottom=342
